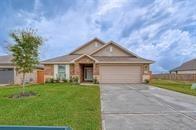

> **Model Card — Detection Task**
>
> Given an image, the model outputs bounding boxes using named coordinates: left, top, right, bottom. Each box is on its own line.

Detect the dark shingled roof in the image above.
left=41, top=55, right=154, bottom=64
left=0, top=55, right=13, bottom=65
left=41, top=55, right=81, bottom=63
left=170, top=58, right=196, bottom=72
left=93, top=56, right=154, bottom=63
left=0, top=55, right=44, bottom=68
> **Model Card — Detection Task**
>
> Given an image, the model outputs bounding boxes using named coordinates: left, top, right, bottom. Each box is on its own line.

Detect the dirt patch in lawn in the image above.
left=8, top=91, right=37, bottom=99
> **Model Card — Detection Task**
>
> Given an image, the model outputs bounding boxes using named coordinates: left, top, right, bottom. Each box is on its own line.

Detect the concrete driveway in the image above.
left=100, top=84, right=196, bottom=130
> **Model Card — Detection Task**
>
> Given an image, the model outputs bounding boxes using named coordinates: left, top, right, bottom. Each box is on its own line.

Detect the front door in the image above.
left=84, top=67, right=93, bottom=81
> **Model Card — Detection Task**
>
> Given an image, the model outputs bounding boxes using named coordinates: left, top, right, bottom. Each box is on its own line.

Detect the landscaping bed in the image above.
left=0, top=83, right=101, bottom=130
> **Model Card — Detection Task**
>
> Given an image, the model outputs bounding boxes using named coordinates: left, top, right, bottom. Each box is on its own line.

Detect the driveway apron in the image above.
left=100, top=84, right=196, bottom=130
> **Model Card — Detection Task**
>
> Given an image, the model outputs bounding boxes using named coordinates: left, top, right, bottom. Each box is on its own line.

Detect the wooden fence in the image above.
left=152, top=73, right=196, bottom=81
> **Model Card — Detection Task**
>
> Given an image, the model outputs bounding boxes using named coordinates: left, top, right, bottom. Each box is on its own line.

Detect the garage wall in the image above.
left=14, top=70, right=37, bottom=84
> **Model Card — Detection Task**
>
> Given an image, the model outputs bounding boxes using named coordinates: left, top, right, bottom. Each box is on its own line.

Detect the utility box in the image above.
left=191, top=83, right=196, bottom=90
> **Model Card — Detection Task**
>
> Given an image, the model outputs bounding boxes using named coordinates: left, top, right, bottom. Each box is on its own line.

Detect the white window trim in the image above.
left=54, top=64, right=70, bottom=80
left=66, top=65, right=70, bottom=80
left=54, top=65, right=58, bottom=79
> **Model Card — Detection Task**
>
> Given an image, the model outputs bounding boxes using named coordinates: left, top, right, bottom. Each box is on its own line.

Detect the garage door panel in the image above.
left=0, top=68, right=14, bottom=84
left=100, top=65, right=141, bottom=83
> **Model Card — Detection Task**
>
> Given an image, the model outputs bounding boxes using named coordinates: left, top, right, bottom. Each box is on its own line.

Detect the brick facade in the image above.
left=70, top=64, right=74, bottom=75
left=44, top=62, right=150, bottom=83
left=93, top=64, right=99, bottom=75
left=44, top=64, right=54, bottom=80
left=44, top=64, right=54, bottom=76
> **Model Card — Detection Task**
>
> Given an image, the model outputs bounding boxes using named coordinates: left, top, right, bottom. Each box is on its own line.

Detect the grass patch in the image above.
left=0, top=83, right=101, bottom=130
left=150, top=79, right=196, bottom=96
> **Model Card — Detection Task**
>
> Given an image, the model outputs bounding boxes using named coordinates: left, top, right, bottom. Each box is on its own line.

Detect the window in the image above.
left=58, top=65, right=66, bottom=79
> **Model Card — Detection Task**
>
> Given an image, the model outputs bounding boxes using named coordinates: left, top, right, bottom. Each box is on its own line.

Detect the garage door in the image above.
left=100, top=65, right=141, bottom=83
left=0, top=68, right=14, bottom=84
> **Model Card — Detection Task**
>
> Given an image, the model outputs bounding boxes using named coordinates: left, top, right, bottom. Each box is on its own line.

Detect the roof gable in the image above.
left=69, top=38, right=105, bottom=55
left=71, top=54, right=98, bottom=63
left=90, top=41, right=138, bottom=57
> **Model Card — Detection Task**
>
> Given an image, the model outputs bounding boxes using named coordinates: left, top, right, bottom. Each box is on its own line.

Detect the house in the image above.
left=0, top=55, right=44, bottom=84
left=170, top=58, right=196, bottom=74
left=42, top=38, right=154, bottom=83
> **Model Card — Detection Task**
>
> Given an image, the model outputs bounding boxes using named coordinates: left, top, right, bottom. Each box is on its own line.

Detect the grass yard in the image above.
left=0, top=83, right=101, bottom=130
left=150, top=79, right=196, bottom=96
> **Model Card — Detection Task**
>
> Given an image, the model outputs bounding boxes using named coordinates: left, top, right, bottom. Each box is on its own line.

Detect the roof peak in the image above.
left=90, top=40, right=140, bottom=58
left=68, top=37, right=106, bottom=55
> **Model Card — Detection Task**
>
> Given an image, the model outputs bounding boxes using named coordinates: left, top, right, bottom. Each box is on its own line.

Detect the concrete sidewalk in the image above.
left=100, top=84, right=196, bottom=130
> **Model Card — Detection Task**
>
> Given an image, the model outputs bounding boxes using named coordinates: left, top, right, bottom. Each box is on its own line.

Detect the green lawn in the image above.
left=0, top=83, right=101, bottom=130
left=150, top=79, right=196, bottom=96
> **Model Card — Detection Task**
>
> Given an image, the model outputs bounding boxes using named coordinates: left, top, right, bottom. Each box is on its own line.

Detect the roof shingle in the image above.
left=170, top=58, right=196, bottom=71
left=93, top=56, right=153, bottom=63
left=41, top=55, right=81, bottom=63
left=41, top=55, right=154, bottom=64
left=0, top=55, right=13, bottom=65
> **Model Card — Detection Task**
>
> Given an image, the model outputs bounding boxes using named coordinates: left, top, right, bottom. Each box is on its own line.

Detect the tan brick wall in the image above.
left=93, top=63, right=99, bottom=75
left=142, top=64, right=151, bottom=82
left=70, top=64, right=74, bottom=76
left=74, top=63, right=80, bottom=75
left=44, top=64, right=54, bottom=75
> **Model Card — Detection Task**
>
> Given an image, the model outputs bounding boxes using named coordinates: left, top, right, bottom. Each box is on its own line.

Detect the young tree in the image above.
left=9, top=29, right=43, bottom=93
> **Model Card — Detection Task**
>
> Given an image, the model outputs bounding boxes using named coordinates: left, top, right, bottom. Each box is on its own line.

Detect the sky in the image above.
left=0, top=0, right=196, bottom=73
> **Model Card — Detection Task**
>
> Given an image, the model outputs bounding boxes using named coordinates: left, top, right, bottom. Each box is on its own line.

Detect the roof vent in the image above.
left=95, top=42, right=98, bottom=47
left=109, top=46, right=113, bottom=52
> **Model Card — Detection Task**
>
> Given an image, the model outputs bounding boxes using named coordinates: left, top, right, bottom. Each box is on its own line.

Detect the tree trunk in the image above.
left=22, top=73, right=26, bottom=94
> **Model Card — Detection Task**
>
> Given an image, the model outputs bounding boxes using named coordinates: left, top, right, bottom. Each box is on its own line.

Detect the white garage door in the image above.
left=100, top=65, right=141, bottom=83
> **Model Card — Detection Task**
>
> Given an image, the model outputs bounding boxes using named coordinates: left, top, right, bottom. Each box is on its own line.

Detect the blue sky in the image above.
left=0, top=0, right=196, bottom=73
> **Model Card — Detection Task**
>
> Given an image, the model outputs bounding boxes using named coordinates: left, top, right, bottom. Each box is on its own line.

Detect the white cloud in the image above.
left=97, top=0, right=128, bottom=16
left=1, top=0, right=195, bottom=73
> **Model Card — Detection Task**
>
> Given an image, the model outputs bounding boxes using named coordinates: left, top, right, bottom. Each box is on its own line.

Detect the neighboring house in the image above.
left=42, top=38, right=154, bottom=83
left=170, top=58, right=196, bottom=74
left=0, top=55, right=44, bottom=84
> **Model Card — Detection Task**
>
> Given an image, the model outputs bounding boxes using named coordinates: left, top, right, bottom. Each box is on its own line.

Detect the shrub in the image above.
left=50, top=78, right=54, bottom=83
left=73, top=76, right=79, bottom=84
left=55, top=77, right=61, bottom=83
left=144, top=79, right=150, bottom=84
left=62, top=78, right=67, bottom=83
left=69, top=76, right=79, bottom=84
left=93, top=77, right=99, bottom=84
left=69, top=76, right=73, bottom=83
left=45, top=78, right=50, bottom=83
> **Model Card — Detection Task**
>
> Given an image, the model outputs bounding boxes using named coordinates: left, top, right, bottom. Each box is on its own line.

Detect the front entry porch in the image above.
left=80, top=64, right=93, bottom=82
